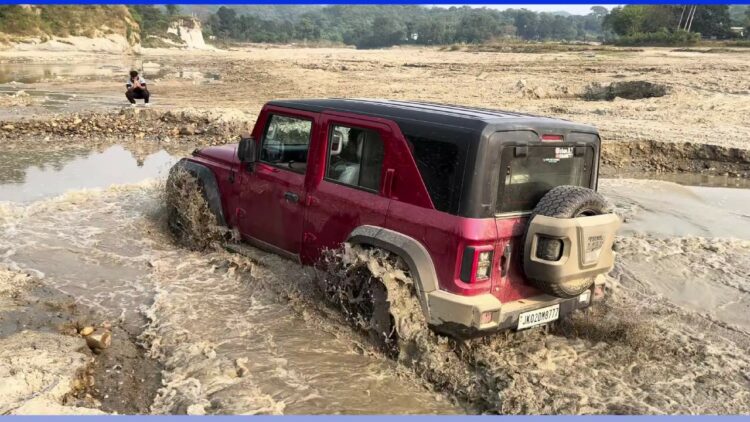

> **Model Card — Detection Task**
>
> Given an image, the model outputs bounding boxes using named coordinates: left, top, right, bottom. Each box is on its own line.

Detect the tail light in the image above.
left=460, top=245, right=494, bottom=283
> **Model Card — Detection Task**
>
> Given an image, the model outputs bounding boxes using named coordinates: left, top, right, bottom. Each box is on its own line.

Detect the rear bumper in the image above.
left=427, top=278, right=604, bottom=338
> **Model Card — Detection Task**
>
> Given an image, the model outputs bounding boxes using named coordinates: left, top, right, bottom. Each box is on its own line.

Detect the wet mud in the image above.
left=0, top=266, right=160, bottom=414
left=315, top=242, right=750, bottom=414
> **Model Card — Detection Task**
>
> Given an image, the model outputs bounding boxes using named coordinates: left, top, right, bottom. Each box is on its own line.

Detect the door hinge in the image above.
left=384, top=169, right=395, bottom=197
left=500, top=243, right=512, bottom=277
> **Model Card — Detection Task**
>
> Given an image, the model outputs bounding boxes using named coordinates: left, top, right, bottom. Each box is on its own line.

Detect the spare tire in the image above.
left=525, top=185, right=611, bottom=298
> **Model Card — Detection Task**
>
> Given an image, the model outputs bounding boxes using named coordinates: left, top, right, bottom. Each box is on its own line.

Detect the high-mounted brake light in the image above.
left=460, top=245, right=494, bottom=283
left=541, top=134, right=564, bottom=142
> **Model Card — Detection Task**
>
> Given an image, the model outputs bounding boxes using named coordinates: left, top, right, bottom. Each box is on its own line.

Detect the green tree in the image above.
left=691, top=6, right=732, bottom=38
left=165, top=5, right=180, bottom=17
left=514, top=10, right=539, bottom=40
left=455, top=11, right=499, bottom=43
left=128, top=5, right=168, bottom=35
left=603, top=6, right=647, bottom=36
left=590, top=6, right=608, bottom=19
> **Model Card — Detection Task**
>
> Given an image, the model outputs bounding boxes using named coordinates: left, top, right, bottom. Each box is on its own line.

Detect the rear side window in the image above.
left=326, top=125, right=384, bottom=192
left=407, top=136, right=459, bottom=213
left=496, top=146, right=594, bottom=214
left=260, top=114, right=312, bottom=173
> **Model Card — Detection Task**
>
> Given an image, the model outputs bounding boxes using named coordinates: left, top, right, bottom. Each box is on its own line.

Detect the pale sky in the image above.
left=434, top=4, right=619, bottom=15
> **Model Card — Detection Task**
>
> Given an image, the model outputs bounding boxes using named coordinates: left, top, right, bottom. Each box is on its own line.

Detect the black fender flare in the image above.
left=347, top=225, right=438, bottom=319
left=168, top=159, right=227, bottom=227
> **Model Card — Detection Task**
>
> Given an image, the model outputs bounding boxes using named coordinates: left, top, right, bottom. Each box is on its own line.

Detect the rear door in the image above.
left=493, top=138, right=596, bottom=302
left=237, top=108, right=319, bottom=257
left=300, top=113, right=392, bottom=264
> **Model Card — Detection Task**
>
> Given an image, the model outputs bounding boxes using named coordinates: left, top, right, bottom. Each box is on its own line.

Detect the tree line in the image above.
left=200, top=5, right=748, bottom=48
left=201, top=5, right=609, bottom=48
left=604, top=5, right=739, bottom=39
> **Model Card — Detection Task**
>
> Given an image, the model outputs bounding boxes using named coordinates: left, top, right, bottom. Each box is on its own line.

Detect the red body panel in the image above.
left=300, top=112, right=393, bottom=263
left=188, top=104, right=540, bottom=303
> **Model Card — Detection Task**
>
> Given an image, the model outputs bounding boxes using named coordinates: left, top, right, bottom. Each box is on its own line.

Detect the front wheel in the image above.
left=165, top=167, right=231, bottom=250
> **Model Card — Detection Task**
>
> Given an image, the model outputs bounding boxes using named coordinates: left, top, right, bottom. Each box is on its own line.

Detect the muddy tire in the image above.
left=526, top=185, right=611, bottom=298
left=165, top=168, right=229, bottom=250
left=343, top=266, right=399, bottom=356
left=317, top=246, right=426, bottom=359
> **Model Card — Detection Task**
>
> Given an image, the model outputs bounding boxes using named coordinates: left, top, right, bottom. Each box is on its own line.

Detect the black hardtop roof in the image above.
left=266, top=98, right=597, bottom=134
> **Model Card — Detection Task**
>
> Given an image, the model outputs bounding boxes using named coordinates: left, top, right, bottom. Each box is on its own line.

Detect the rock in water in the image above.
left=84, top=329, right=112, bottom=353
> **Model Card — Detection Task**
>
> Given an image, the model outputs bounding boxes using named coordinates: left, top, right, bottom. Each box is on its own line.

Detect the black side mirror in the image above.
left=237, top=132, right=256, bottom=163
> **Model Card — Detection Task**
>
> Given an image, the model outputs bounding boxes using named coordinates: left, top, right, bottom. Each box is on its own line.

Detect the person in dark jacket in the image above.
left=126, top=70, right=150, bottom=106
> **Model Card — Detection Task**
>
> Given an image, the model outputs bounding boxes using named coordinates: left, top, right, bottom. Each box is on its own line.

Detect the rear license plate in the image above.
left=517, top=304, right=560, bottom=330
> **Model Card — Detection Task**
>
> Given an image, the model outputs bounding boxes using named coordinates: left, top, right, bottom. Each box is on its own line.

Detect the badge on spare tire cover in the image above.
left=585, top=234, right=604, bottom=263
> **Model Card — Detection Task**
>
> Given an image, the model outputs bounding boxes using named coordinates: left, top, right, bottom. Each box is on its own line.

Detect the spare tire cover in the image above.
left=524, top=185, right=611, bottom=298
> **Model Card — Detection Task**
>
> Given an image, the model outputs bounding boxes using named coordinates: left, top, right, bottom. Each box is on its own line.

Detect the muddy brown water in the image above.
left=0, top=145, right=460, bottom=414
left=2, top=145, right=750, bottom=413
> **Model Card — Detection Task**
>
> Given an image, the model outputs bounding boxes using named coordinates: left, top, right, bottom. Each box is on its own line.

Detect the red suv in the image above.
left=168, top=99, right=619, bottom=339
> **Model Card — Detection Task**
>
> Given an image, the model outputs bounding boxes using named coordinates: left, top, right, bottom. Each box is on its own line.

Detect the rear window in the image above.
left=496, top=145, right=594, bottom=214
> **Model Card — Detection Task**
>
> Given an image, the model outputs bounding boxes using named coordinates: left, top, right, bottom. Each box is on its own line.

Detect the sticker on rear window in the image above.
left=555, top=147, right=573, bottom=159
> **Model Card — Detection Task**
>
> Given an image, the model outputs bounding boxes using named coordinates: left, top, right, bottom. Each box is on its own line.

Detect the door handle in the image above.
left=284, top=191, right=299, bottom=203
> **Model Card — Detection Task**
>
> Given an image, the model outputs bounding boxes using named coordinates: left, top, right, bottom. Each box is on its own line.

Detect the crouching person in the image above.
left=126, top=70, right=150, bottom=106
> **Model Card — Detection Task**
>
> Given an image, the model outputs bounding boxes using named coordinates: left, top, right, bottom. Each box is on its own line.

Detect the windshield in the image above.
left=496, top=145, right=594, bottom=214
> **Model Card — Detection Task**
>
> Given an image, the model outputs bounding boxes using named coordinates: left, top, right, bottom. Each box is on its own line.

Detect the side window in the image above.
left=325, top=125, right=384, bottom=192
left=260, top=114, right=312, bottom=173
left=407, top=136, right=460, bottom=213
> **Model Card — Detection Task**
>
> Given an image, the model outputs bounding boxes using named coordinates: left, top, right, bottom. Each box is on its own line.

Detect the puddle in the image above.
left=0, top=61, right=221, bottom=117
left=0, top=61, right=220, bottom=85
left=0, top=86, right=126, bottom=112
left=601, top=176, right=750, bottom=333
left=0, top=145, right=177, bottom=202
left=608, top=171, right=750, bottom=189
left=600, top=177, right=750, bottom=239
left=171, top=70, right=221, bottom=82
left=0, top=62, right=135, bottom=84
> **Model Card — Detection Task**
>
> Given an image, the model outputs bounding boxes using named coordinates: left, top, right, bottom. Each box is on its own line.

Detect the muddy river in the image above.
left=1, top=143, right=749, bottom=414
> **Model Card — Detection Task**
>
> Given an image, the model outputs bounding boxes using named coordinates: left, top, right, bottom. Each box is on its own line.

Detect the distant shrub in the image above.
left=612, top=29, right=700, bottom=46
left=723, top=40, right=750, bottom=47
left=0, top=6, right=42, bottom=36
left=0, top=5, right=138, bottom=44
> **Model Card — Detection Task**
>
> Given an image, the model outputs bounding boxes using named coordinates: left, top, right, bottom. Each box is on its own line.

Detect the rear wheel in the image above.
left=318, top=245, right=425, bottom=358
left=342, top=266, right=398, bottom=356
left=525, top=185, right=611, bottom=298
